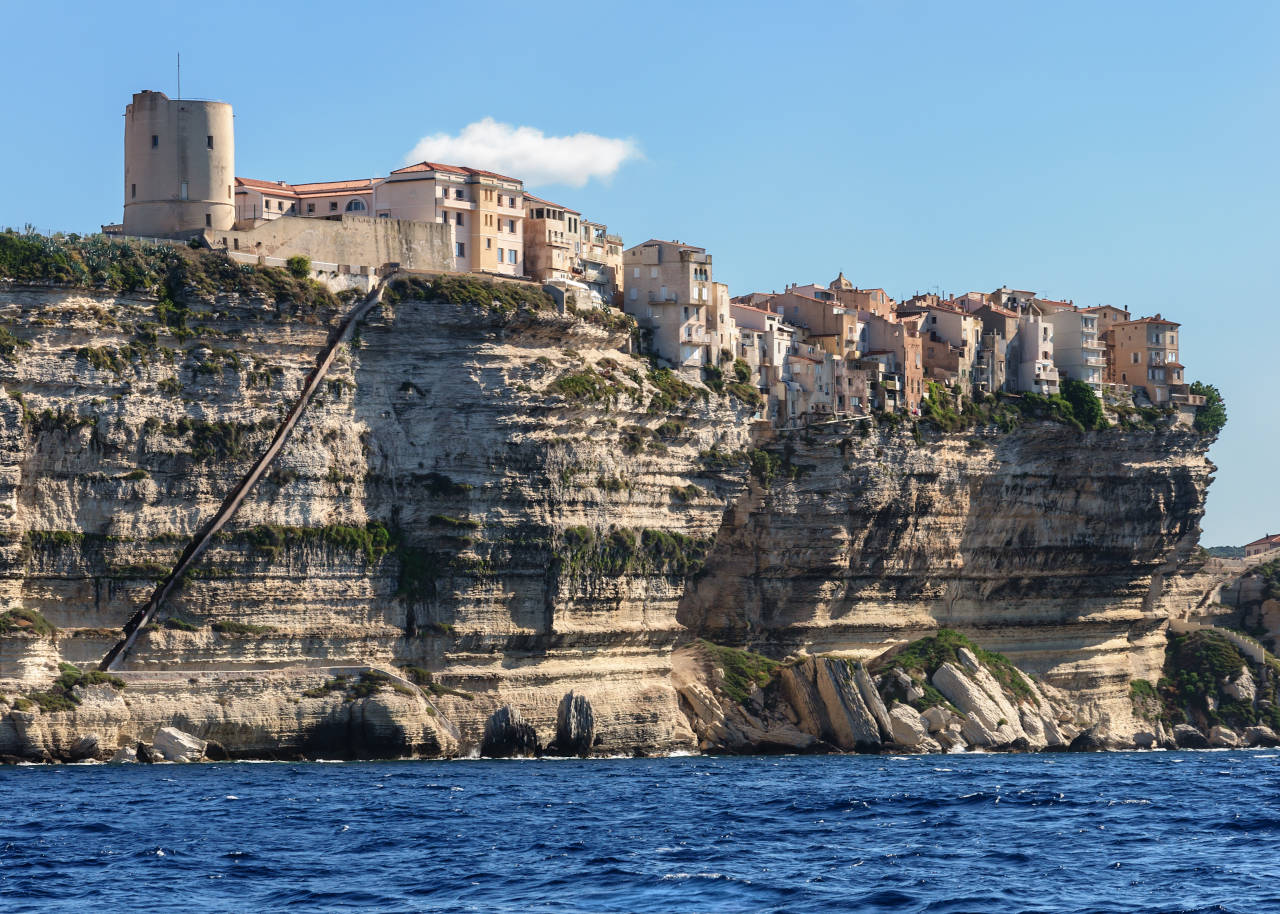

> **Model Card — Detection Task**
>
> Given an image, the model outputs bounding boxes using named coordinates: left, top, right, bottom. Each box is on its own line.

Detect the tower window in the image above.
left=205, top=214, right=211, bottom=227
left=151, top=135, right=158, bottom=148
left=180, top=181, right=188, bottom=201
left=131, top=184, right=136, bottom=199
left=207, top=136, right=214, bottom=149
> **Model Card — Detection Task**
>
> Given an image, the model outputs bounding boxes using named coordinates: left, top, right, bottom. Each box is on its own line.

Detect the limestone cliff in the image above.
left=0, top=265, right=1217, bottom=760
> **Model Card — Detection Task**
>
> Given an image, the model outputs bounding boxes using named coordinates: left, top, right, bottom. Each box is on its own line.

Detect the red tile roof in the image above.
left=236, top=177, right=299, bottom=197
left=1115, top=316, right=1181, bottom=328
left=523, top=192, right=580, bottom=213
left=391, top=161, right=521, bottom=183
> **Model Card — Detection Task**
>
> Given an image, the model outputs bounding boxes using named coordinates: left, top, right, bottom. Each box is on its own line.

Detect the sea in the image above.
left=2, top=750, right=1278, bottom=913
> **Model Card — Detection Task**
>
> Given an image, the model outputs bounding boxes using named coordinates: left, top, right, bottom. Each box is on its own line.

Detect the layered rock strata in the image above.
left=0, top=279, right=1216, bottom=759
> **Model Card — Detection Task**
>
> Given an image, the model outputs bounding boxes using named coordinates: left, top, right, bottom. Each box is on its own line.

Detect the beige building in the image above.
left=578, top=220, right=624, bottom=302
left=1245, top=534, right=1280, bottom=558
left=123, top=90, right=235, bottom=236
left=623, top=240, right=713, bottom=371
left=374, top=162, right=525, bottom=276
left=1014, top=311, right=1061, bottom=395
left=1080, top=305, right=1132, bottom=384
left=523, top=194, right=580, bottom=283
left=1109, top=315, right=1185, bottom=404
left=1045, top=307, right=1106, bottom=393
left=234, top=177, right=376, bottom=223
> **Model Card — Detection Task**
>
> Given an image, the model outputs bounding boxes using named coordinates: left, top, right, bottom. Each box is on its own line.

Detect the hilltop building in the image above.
left=623, top=240, right=713, bottom=371
left=123, top=90, right=235, bottom=236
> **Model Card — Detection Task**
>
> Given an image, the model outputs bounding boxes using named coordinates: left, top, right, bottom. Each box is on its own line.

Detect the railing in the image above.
left=648, top=291, right=678, bottom=303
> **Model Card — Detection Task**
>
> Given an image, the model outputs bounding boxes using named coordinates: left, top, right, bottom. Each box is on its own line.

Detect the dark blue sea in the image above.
left=2, top=751, right=1278, bottom=913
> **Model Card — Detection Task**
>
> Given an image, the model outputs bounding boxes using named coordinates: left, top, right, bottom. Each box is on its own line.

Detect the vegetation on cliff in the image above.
left=872, top=628, right=1034, bottom=705
left=383, top=274, right=554, bottom=314
left=555, top=526, right=711, bottom=578
left=0, top=230, right=336, bottom=309
left=696, top=640, right=782, bottom=704
left=0, top=607, right=56, bottom=637
left=1190, top=382, right=1227, bottom=436
left=1150, top=630, right=1280, bottom=733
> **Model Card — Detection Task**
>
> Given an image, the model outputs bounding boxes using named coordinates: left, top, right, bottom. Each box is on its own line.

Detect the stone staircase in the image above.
left=99, top=274, right=397, bottom=672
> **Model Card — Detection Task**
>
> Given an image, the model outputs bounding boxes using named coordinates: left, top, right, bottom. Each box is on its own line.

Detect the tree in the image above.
left=1061, top=379, right=1104, bottom=430
left=1190, top=381, right=1227, bottom=436
left=286, top=254, right=311, bottom=279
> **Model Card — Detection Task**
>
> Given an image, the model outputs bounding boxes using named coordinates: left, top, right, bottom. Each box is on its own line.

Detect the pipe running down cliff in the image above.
left=99, top=275, right=398, bottom=671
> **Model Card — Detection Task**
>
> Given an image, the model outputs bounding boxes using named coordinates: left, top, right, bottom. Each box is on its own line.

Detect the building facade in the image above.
left=623, top=240, right=714, bottom=371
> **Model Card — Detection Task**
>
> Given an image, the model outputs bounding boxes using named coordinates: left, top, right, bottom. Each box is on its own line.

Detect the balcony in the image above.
left=880, top=378, right=901, bottom=391
left=1082, top=339, right=1105, bottom=351
left=683, top=329, right=712, bottom=344
left=648, top=290, right=678, bottom=303
left=1085, top=356, right=1106, bottom=367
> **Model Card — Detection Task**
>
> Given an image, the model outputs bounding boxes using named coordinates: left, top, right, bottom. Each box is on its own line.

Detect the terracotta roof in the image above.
left=236, top=177, right=300, bottom=197
left=977, top=304, right=1018, bottom=318
left=291, top=179, right=375, bottom=195
left=1246, top=533, right=1280, bottom=549
left=1115, top=316, right=1181, bottom=328
left=629, top=239, right=707, bottom=253
left=730, top=303, right=781, bottom=316
left=523, top=192, right=580, bottom=214
left=390, top=161, right=521, bottom=183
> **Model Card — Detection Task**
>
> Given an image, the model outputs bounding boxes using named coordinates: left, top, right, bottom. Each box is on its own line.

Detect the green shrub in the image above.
left=286, top=255, right=311, bottom=279
left=549, top=369, right=620, bottom=406
left=122, top=469, right=149, bottom=481
left=1061, top=379, right=1105, bottom=430
left=733, top=358, right=751, bottom=383
left=647, top=367, right=697, bottom=414
left=1190, top=381, right=1227, bottom=436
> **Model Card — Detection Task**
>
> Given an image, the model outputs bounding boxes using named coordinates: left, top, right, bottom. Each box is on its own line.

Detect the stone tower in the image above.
left=123, top=90, right=234, bottom=236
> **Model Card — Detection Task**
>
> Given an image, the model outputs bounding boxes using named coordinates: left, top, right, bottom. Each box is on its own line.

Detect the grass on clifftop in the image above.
left=383, top=274, right=554, bottom=314
left=873, top=628, right=1036, bottom=705
left=697, top=640, right=782, bottom=705
left=1156, top=629, right=1279, bottom=731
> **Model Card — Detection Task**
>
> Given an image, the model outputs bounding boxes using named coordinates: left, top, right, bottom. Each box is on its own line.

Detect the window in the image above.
left=507, top=219, right=515, bottom=233
left=205, top=214, right=211, bottom=227
left=207, top=135, right=214, bottom=150
left=307, top=203, right=315, bottom=214
left=498, top=248, right=505, bottom=261
left=509, top=249, right=517, bottom=264
left=629, top=288, right=637, bottom=301
left=345, top=199, right=366, bottom=212
left=131, top=183, right=136, bottom=199
left=1132, top=352, right=1139, bottom=364
left=455, top=213, right=464, bottom=226
left=329, top=201, right=338, bottom=212
left=650, top=267, right=658, bottom=279
left=455, top=242, right=465, bottom=257
left=454, top=189, right=464, bottom=199
left=227, top=184, right=232, bottom=200
left=633, top=267, right=639, bottom=278
left=151, top=135, right=158, bottom=148
left=180, top=181, right=188, bottom=200
left=486, top=239, right=491, bottom=249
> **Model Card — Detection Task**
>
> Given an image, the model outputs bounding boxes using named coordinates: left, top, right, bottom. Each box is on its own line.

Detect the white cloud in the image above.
left=404, top=118, right=640, bottom=188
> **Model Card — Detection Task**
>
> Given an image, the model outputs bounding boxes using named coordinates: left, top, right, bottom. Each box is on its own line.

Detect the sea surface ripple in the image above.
left=3, top=751, right=1279, bottom=912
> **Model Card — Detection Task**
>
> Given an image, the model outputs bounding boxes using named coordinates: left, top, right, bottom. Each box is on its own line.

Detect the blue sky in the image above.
left=2, top=1, right=1275, bottom=544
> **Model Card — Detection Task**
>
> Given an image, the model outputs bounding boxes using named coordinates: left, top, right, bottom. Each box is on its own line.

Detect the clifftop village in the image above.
left=107, top=90, right=1205, bottom=426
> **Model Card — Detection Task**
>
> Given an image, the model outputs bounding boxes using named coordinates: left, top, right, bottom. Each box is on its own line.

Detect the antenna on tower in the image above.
left=177, top=52, right=181, bottom=99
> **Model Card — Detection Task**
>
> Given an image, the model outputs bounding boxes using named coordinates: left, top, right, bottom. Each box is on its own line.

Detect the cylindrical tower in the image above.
left=123, top=90, right=234, bottom=236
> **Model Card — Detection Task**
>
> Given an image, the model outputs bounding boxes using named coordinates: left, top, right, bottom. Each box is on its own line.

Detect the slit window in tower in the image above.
left=180, top=182, right=188, bottom=201
left=207, top=136, right=214, bottom=149
left=151, top=135, right=158, bottom=148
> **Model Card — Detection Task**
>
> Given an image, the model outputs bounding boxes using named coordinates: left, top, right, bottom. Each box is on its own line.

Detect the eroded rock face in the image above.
left=152, top=726, right=206, bottom=762
left=550, top=692, right=595, bottom=757
left=0, top=283, right=1216, bottom=759
left=481, top=705, right=540, bottom=758
left=1174, top=724, right=1209, bottom=749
